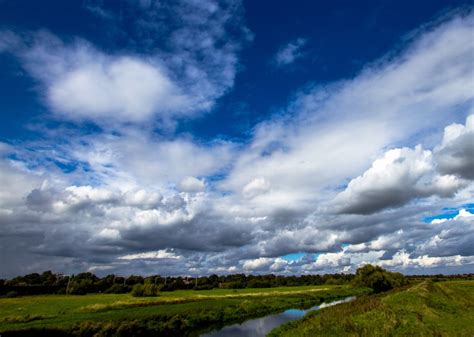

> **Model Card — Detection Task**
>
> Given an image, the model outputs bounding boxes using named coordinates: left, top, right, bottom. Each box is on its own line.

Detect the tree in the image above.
left=131, top=283, right=159, bottom=297
left=353, top=264, right=407, bottom=293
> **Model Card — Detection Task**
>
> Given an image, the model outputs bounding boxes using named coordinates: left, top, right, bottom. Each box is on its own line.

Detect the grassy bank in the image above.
left=269, top=280, right=474, bottom=337
left=0, top=285, right=369, bottom=336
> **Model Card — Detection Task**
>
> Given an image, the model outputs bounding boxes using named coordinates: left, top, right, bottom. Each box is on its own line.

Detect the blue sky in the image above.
left=0, top=0, right=473, bottom=277
left=1, top=0, right=470, bottom=141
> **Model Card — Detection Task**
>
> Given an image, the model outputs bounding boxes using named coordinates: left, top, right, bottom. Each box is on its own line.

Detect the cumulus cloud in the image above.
left=0, top=0, right=250, bottom=125
left=1, top=10, right=474, bottom=277
left=222, top=11, right=474, bottom=218
left=0, top=33, right=191, bottom=124
left=430, top=208, right=473, bottom=224
left=179, top=176, right=206, bottom=193
left=70, top=131, right=235, bottom=189
left=49, top=56, right=190, bottom=122
left=123, top=189, right=162, bottom=209
left=274, top=38, right=307, bottom=66
left=242, top=178, right=271, bottom=198
left=379, top=251, right=474, bottom=270
left=416, top=208, right=474, bottom=257
left=243, top=257, right=274, bottom=271
left=435, top=114, right=474, bottom=180
left=333, top=145, right=466, bottom=214
left=97, top=228, right=121, bottom=240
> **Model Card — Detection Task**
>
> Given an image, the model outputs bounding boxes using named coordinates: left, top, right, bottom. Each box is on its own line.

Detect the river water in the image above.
left=201, top=296, right=356, bottom=337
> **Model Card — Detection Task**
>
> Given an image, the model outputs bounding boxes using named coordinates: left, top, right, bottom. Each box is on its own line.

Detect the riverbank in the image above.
left=0, top=285, right=369, bottom=336
left=203, top=296, right=357, bottom=337
left=269, top=280, right=474, bottom=337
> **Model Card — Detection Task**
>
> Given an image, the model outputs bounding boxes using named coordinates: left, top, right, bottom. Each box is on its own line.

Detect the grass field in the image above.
left=269, top=280, right=474, bottom=337
left=0, top=285, right=369, bottom=336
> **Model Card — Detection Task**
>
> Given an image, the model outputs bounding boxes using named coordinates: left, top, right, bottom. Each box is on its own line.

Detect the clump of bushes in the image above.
left=131, top=283, right=160, bottom=297
left=193, top=284, right=214, bottom=291
left=5, top=291, right=18, bottom=298
left=353, top=264, right=408, bottom=293
left=104, top=284, right=130, bottom=294
left=219, top=281, right=245, bottom=289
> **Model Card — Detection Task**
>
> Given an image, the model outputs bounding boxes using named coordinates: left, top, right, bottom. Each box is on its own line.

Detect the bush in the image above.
left=160, top=283, right=177, bottom=292
left=5, top=291, right=18, bottom=298
left=353, top=264, right=407, bottom=293
left=247, top=279, right=271, bottom=288
left=143, top=284, right=160, bottom=296
left=193, top=284, right=214, bottom=291
left=131, top=284, right=144, bottom=297
left=220, top=281, right=245, bottom=289
left=105, top=284, right=131, bottom=294
left=131, top=283, right=159, bottom=297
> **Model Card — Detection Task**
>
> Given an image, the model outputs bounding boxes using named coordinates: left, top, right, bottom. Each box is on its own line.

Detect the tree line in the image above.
left=0, top=271, right=354, bottom=296
left=1, top=267, right=472, bottom=297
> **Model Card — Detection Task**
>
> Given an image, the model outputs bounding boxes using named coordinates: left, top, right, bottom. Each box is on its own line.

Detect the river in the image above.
left=201, top=296, right=356, bottom=337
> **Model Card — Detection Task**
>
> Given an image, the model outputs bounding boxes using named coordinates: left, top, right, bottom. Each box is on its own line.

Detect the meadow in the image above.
left=269, top=280, right=474, bottom=337
left=0, top=284, right=369, bottom=336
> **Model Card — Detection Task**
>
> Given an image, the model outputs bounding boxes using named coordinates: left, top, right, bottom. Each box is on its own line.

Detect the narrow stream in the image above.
left=201, top=296, right=356, bottom=337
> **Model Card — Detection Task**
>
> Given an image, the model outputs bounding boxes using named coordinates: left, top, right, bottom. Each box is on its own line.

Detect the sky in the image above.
left=0, top=0, right=473, bottom=278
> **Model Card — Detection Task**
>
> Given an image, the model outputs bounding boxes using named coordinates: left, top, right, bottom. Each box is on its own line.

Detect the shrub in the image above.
left=160, top=283, right=177, bottom=291
left=247, top=279, right=271, bottom=288
left=143, top=284, right=160, bottom=296
left=353, top=264, right=407, bottom=293
left=131, top=283, right=159, bottom=297
left=220, top=281, right=245, bottom=289
left=105, top=284, right=131, bottom=294
left=193, top=284, right=214, bottom=291
left=131, top=284, right=144, bottom=297
left=5, top=291, right=18, bottom=298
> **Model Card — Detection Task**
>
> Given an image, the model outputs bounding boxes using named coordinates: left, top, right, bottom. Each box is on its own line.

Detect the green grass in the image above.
left=269, top=280, right=474, bottom=337
left=0, top=285, right=368, bottom=336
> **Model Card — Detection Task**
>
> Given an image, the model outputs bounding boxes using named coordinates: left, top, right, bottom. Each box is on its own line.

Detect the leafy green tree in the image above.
left=353, top=264, right=407, bottom=293
left=131, top=284, right=144, bottom=297
left=127, top=275, right=144, bottom=285
left=131, top=283, right=159, bottom=297
left=105, top=284, right=130, bottom=294
left=40, top=271, right=57, bottom=286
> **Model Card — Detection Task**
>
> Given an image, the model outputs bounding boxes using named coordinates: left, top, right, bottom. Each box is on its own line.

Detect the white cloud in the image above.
left=274, top=38, right=307, bottom=66
left=222, top=13, right=474, bottom=218
left=379, top=250, right=474, bottom=269
left=333, top=146, right=466, bottom=214
left=332, top=115, right=473, bottom=215
left=49, top=56, right=190, bottom=122
left=65, top=185, right=116, bottom=203
left=242, top=178, right=270, bottom=198
left=123, top=189, right=162, bottom=209
left=435, top=114, right=474, bottom=180
left=179, top=176, right=206, bottom=193
left=431, top=208, right=473, bottom=224
left=0, top=10, right=473, bottom=277
left=0, top=0, right=250, bottom=126
left=70, top=131, right=235, bottom=189
left=242, top=257, right=274, bottom=271
left=97, top=228, right=121, bottom=240
left=0, top=160, right=41, bottom=208
left=118, top=249, right=181, bottom=260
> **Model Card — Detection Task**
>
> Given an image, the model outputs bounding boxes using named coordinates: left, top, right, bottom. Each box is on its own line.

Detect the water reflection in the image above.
left=202, top=296, right=356, bottom=337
